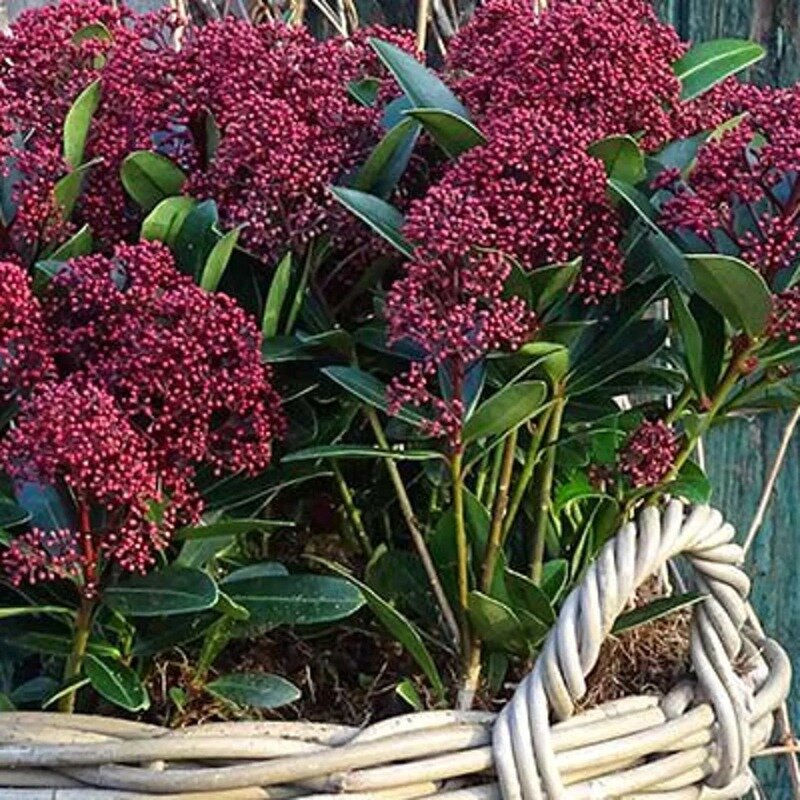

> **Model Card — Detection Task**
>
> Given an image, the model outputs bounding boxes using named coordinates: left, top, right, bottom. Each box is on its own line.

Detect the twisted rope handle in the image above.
left=493, top=501, right=773, bottom=800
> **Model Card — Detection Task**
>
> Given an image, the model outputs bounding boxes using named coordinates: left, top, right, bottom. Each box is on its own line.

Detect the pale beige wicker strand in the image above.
left=0, top=501, right=791, bottom=799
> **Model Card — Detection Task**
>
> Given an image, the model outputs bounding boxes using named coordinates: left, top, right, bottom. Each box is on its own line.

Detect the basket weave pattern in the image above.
left=0, top=502, right=791, bottom=800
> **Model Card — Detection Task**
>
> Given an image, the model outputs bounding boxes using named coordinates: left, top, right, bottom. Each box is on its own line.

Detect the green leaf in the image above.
left=674, top=39, right=765, bottom=102
left=348, top=77, right=381, bottom=107
left=225, top=574, right=365, bottom=626
left=322, top=366, right=432, bottom=428
left=174, top=518, right=290, bottom=541
left=463, top=381, right=547, bottom=443
left=215, top=592, right=250, bottom=621
left=668, top=285, right=706, bottom=395
left=103, top=567, right=219, bottom=617
left=329, top=187, right=412, bottom=257
left=283, top=445, right=443, bottom=464
left=529, top=259, right=582, bottom=313
left=588, top=135, right=645, bottom=185
left=540, top=560, right=569, bottom=602
left=206, top=673, right=300, bottom=709
left=315, top=559, right=444, bottom=699
left=72, top=21, right=113, bottom=44
left=395, top=678, right=423, bottom=711
left=85, top=655, right=150, bottom=712
left=15, top=483, right=74, bottom=532
left=370, top=38, right=469, bottom=118
left=467, top=592, right=530, bottom=656
left=613, top=593, right=704, bottom=634
left=0, top=606, right=73, bottom=620
left=141, top=196, right=197, bottom=245
left=354, top=118, right=420, bottom=198
left=120, top=151, right=187, bottom=211
left=262, top=252, right=293, bottom=337
left=50, top=224, right=93, bottom=260
left=200, top=228, right=240, bottom=292
left=0, top=497, right=29, bottom=528
left=668, top=460, right=712, bottom=504
left=504, top=570, right=556, bottom=624
left=686, top=254, right=772, bottom=336
left=568, top=320, right=668, bottom=396
left=222, top=562, right=289, bottom=585
left=63, top=80, right=101, bottom=170
left=404, top=108, right=486, bottom=159
left=53, top=158, right=101, bottom=220
left=173, top=199, right=218, bottom=278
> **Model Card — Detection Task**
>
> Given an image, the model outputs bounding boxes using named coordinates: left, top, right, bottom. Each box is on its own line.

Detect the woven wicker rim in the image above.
left=0, top=502, right=792, bottom=800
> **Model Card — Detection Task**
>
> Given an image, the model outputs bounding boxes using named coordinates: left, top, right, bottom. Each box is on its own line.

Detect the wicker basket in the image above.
left=0, top=502, right=791, bottom=800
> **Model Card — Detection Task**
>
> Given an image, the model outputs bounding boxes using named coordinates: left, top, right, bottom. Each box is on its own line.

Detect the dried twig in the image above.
left=743, top=405, right=800, bottom=554
left=416, top=0, right=431, bottom=52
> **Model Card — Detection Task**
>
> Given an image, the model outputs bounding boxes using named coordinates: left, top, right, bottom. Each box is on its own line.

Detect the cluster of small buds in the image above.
left=0, top=261, right=55, bottom=399
left=0, top=0, right=186, bottom=255
left=177, top=20, right=414, bottom=263
left=619, top=420, right=681, bottom=488
left=447, top=0, right=706, bottom=149
left=42, top=241, right=286, bottom=513
left=768, top=288, right=800, bottom=343
left=659, top=84, right=800, bottom=319
left=0, top=379, right=167, bottom=593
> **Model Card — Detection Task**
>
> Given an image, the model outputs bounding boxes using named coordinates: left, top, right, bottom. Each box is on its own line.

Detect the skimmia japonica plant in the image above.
left=0, top=0, right=796, bottom=715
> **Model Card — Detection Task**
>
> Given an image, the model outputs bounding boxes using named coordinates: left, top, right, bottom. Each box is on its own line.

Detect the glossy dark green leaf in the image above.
left=50, top=224, right=93, bottom=260
left=53, top=158, right=101, bottom=220
left=404, top=108, right=486, bottom=158
left=207, top=672, right=300, bottom=709
left=0, top=606, right=72, bottom=620
left=14, top=483, right=74, bottom=532
left=174, top=199, right=218, bottom=278
left=529, top=259, right=582, bottom=312
left=686, top=254, right=772, bottom=336
left=322, top=365, right=431, bottom=428
left=201, top=228, right=239, bottom=292
left=613, top=592, right=704, bottom=634
left=141, top=196, right=197, bottom=245
left=463, top=381, right=547, bottom=443
left=85, top=655, right=150, bottom=712
left=0, top=497, right=29, bottom=528
left=120, top=151, right=186, bottom=211
left=175, top=519, right=289, bottom=542
left=63, top=80, right=101, bottom=169
left=318, top=560, right=444, bottom=698
left=354, top=118, right=420, bottom=198
left=588, top=135, right=645, bottom=185
left=222, top=562, right=288, bottom=585
left=283, top=445, right=443, bottom=463
left=674, top=39, right=765, bottom=102
left=468, top=591, right=530, bottom=656
left=103, top=567, right=219, bottom=617
left=72, top=22, right=113, bottom=44
left=329, top=187, right=412, bottom=257
left=668, top=285, right=705, bottom=395
left=504, top=570, right=556, bottom=624
left=540, top=560, right=569, bottom=602
left=132, top=613, right=216, bottom=656
left=568, top=320, right=668, bottom=396
left=668, top=460, right=712, bottom=504
left=348, top=77, right=381, bottom=107
left=226, top=574, right=365, bottom=626
left=262, top=252, right=293, bottom=337
left=370, top=38, right=469, bottom=118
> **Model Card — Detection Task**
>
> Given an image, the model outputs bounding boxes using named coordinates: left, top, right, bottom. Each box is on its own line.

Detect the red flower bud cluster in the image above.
left=659, top=85, right=800, bottom=341
left=619, top=420, right=680, bottom=488
left=0, top=379, right=168, bottom=593
left=1, top=242, right=284, bottom=592
left=43, top=241, right=286, bottom=505
left=177, top=20, right=414, bottom=263
left=448, top=0, right=692, bottom=148
left=0, top=0, right=182, bottom=254
left=0, top=261, right=55, bottom=400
